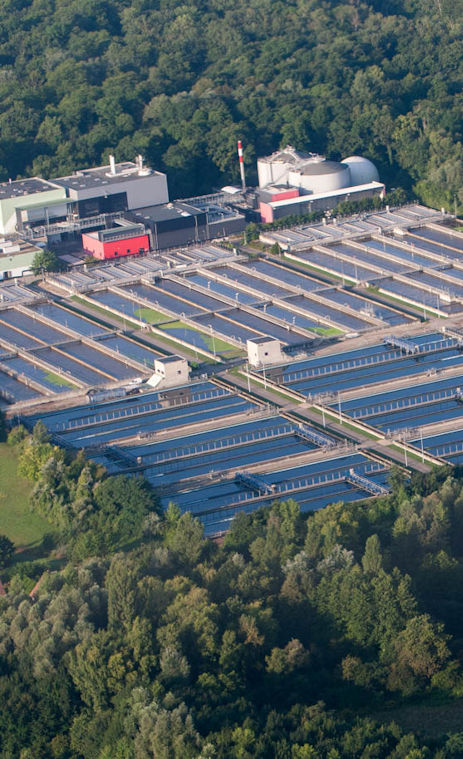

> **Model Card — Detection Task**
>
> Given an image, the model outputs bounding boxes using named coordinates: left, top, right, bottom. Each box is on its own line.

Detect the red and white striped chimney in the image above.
left=237, top=140, right=246, bottom=191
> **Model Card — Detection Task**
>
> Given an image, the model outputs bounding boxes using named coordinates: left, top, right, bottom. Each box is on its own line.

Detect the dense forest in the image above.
left=3, top=423, right=463, bottom=756
left=1, top=0, right=463, bottom=205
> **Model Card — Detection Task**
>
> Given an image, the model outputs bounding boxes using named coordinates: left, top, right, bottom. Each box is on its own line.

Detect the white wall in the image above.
left=152, top=357, right=190, bottom=387
left=288, top=164, right=350, bottom=194
left=257, top=160, right=293, bottom=188
left=66, top=172, right=169, bottom=208
left=247, top=338, right=284, bottom=366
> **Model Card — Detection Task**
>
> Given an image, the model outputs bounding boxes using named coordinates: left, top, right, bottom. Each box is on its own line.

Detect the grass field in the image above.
left=135, top=306, right=170, bottom=324
left=133, top=328, right=216, bottom=363
left=70, top=295, right=130, bottom=326
left=203, top=333, right=244, bottom=357
left=312, top=326, right=344, bottom=337
left=44, top=371, right=76, bottom=388
left=160, top=320, right=241, bottom=358
left=0, top=443, right=49, bottom=548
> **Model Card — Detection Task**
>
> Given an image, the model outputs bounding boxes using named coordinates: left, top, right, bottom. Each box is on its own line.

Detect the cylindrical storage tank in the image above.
left=288, top=160, right=351, bottom=194
left=258, top=157, right=293, bottom=188
left=341, top=156, right=379, bottom=186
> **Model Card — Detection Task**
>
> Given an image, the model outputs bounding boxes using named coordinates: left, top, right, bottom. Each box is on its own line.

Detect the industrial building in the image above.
left=0, top=155, right=248, bottom=257
left=0, top=156, right=169, bottom=238
left=82, top=220, right=150, bottom=260
left=247, top=336, right=284, bottom=367
left=147, top=356, right=190, bottom=389
left=256, top=146, right=384, bottom=222
left=0, top=239, right=42, bottom=280
left=0, top=144, right=386, bottom=266
left=51, top=156, right=168, bottom=221
left=127, top=193, right=246, bottom=251
left=0, top=178, right=67, bottom=236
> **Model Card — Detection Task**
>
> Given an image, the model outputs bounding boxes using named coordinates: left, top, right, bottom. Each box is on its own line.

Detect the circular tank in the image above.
left=341, top=156, right=379, bottom=186
left=288, top=160, right=351, bottom=194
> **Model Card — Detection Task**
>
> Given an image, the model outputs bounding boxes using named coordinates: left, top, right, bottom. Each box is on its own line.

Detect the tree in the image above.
left=388, top=614, right=452, bottom=695
left=362, top=534, right=383, bottom=574
left=89, top=474, right=156, bottom=553
left=0, top=410, right=6, bottom=443
left=165, top=510, right=206, bottom=568
left=0, top=534, right=14, bottom=568
left=31, top=249, right=64, bottom=275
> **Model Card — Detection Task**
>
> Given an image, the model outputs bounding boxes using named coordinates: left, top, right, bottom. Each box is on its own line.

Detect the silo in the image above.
left=257, top=146, right=316, bottom=188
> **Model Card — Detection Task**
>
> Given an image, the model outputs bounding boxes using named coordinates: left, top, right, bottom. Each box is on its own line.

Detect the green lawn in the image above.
left=203, top=333, right=244, bottom=357
left=134, top=329, right=217, bottom=363
left=161, top=318, right=202, bottom=331
left=160, top=320, right=241, bottom=358
left=0, top=443, right=49, bottom=548
left=389, top=442, right=430, bottom=464
left=44, top=371, right=76, bottom=388
left=70, top=295, right=130, bottom=326
left=311, top=326, right=344, bottom=337
left=134, top=306, right=170, bottom=324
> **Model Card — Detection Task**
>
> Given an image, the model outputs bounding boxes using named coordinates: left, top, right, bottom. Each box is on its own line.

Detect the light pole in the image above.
left=209, top=325, right=216, bottom=357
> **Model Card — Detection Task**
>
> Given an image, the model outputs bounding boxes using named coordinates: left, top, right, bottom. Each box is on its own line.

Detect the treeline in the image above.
left=1, top=0, right=463, bottom=207
left=7, top=421, right=160, bottom=560
left=3, top=424, right=463, bottom=755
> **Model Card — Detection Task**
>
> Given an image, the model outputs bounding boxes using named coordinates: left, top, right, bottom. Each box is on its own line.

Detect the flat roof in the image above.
left=0, top=236, right=41, bottom=254
left=247, top=335, right=279, bottom=344
left=296, top=160, right=348, bottom=176
left=155, top=355, right=187, bottom=364
left=267, top=181, right=385, bottom=208
left=266, top=184, right=293, bottom=191
left=84, top=223, right=146, bottom=242
left=0, top=177, right=57, bottom=200
left=134, top=202, right=204, bottom=223
left=51, top=162, right=165, bottom=191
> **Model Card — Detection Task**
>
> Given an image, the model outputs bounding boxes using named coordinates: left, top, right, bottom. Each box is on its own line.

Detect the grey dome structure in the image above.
left=341, top=156, right=380, bottom=186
